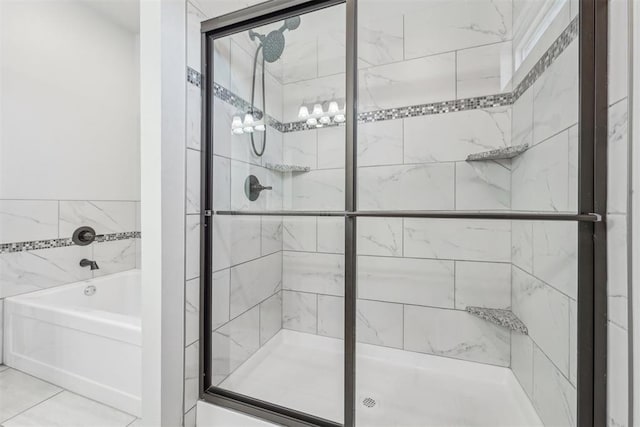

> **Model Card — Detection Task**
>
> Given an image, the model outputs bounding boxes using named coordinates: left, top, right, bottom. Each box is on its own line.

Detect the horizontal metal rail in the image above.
left=214, top=210, right=602, bottom=222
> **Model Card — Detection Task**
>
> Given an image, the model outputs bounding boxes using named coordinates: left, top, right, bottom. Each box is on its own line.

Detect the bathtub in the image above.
left=3, top=270, right=141, bottom=416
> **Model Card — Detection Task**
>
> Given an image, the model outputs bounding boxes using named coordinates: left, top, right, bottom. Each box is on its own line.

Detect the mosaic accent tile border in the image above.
left=512, top=16, right=579, bottom=100
left=190, top=17, right=578, bottom=132
left=187, top=67, right=201, bottom=88
left=0, top=231, right=141, bottom=254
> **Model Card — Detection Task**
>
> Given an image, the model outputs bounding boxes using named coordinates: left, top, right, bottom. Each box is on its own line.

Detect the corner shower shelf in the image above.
left=466, top=306, right=528, bottom=334
left=466, top=144, right=529, bottom=162
left=264, top=162, right=311, bottom=173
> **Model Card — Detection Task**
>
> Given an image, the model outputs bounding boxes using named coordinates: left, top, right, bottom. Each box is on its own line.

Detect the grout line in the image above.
left=0, top=389, right=65, bottom=424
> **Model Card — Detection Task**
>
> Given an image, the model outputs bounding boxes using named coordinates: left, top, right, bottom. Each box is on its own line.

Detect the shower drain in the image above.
left=362, top=397, right=376, bottom=408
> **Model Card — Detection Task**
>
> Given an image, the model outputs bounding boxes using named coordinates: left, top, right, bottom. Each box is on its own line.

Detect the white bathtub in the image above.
left=3, top=270, right=141, bottom=416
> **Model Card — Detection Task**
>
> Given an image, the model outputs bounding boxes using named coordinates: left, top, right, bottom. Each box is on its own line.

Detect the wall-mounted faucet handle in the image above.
left=72, top=226, right=98, bottom=246
left=245, top=175, right=272, bottom=201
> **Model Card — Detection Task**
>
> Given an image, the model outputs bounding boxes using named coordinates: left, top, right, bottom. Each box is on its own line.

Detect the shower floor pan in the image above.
left=219, top=330, right=542, bottom=426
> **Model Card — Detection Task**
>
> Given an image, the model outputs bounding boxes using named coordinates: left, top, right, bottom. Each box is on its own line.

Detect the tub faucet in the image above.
left=80, top=258, right=99, bottom=271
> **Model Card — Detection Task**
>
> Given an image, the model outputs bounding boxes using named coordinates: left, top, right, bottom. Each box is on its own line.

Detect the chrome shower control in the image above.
left=245, top=175, right=272, bottom=201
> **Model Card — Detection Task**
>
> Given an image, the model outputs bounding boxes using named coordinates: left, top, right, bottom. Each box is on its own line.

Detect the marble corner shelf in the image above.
left=264, top=163, right=311, bottom=173
left=465, top=306, right=528, bottom=335
left=465, top=144, right=529, bottom=162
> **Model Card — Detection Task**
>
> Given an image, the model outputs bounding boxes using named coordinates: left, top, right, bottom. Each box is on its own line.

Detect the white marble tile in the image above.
left=357, top=120, right=403, bottom=167
left=357, top=217, right=402, bottom=257
left=608, top=0, right=629, bottom=105
left=316, top=5, right=347, bottom=78
left=357, top=299, right=403, bottom=349
left=532, top=40, right=579, bottom=144
left=512, top=0, right=571, bottom=85
left=532, top=221, right=577, bottom=299
left=230, top=252, right=282, bottom=318
left=317, top=127, right=345, bottom=170
left=0, top=369, right=62, bottom=423
left=187, top=3, right=205, bottom=72
left=404, top=305, right=510, bottom=367
left=607, top=99, right=629, bottom=214
left=512, top=221, right=533, bottom=273
left=184, top=341, right=199, bottom=412
left=213, top=155, right=231, bottom=211
left=569, top=298, right=577, bottom=387
left=260, top=127, right=284, bottom=170
left=404, top=219, right=511, bottom=262
left=317, top=217, right=344, bottom=254
left=184, top=407, right=196, bottom=427
left=261, top=216, right=282, bottom=256
left=280, top=32, right=318, bottom=84
left=0, top=301, right=3, bottom=365
left=213, top=37, right=231, bottom=89
left=212, top=97, right=234, bottom=158
left=358, top=164, right=454, bottom=211
left=455, top=161, right=511, bottom=210
left=404, top=108, right=511, bottom=163
left=185, top=278, right=200, bottom=347
left=286, top=169, right=344, bottom=211
left=357, top=3, right=403, bottom=68
left=317, top=295, right=344, bottom=339
left=3, top=391, right=135, bottom=427
left=607, top=214, right=628, bottom=330
left=186, top=149, right=201, bottom=214
left=512, top=267, right=570, bottom=378
left=511, top=332, right=534, bottom=399
left=404, top=0, right=512, bottom=59
left=213, top=215, right=232, bottom=271
left=358, top=256, right=454, bottom=309
left=607, top=321, right=629, bottom=427
left=568, top=125, right=579, bottom=212
left=283, top=251, right=344, bottom=296
left=511, top=130, right=570, bottom=212
left=187, top=82, right=201, bottom=151
left=0, top=200, right=58, bottom=243
left=457, top=41, right=512, bottom=98
left=532, top=345, right=576, bottom=427
left=92, top=239, right=137, bottom=277
left=512, top=86, right=534, bottom=148
left=283, top=130, right=317, bottom=169
left=185, top=215, right=201, bottom=280
left=228, top=216, right=261, bottom=266
left=283, top=290, right=317, bottom=334
left=454, top=261, right=511, bottom=309
left=283, top=73, right=345, bottom=123
left=212, top=269, right=231, bottom=330
left=260, top=292, right=282, bottom=345
left=0, top=246, right=92, bottom=298
left=212, top=307, right=260, bottom=384
left=59, top=201, right=136, bottom=236
left=283, top=217, right=316, bottom=252
left=359, top=53, right=456, bottom=112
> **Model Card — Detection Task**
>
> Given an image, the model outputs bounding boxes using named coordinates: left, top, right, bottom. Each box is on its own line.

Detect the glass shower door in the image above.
left=206, top=3, right=347, bottom=424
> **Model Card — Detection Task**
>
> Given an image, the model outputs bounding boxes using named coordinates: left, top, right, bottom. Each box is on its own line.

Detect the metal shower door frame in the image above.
left=199, top=0, right=609, bottom=426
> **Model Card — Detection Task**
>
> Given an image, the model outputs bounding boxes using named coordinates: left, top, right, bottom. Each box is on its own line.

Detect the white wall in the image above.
left=0, top=0, right=140, bottom=201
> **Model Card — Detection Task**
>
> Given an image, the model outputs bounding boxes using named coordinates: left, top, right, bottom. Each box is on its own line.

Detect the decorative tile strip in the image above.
left=195, top=18, right=577, bottom=132
left=466, top=306, right=528, bottom=334
left=466, top=144, right=529, bottom=162
left=263, top=163, right=311, bottom=173
left=0, top=232, right=141, bottom=254
left=512, top=16, right=579, bottom=101
left=187, top=67, right=201, bottom=88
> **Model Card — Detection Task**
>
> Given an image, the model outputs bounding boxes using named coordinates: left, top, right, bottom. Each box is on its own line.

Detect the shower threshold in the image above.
left=218, top=330, right=542, bottom=426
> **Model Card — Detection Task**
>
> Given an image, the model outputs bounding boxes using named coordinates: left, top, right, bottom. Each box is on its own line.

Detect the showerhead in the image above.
left=248, top=16, right=301, bottom=63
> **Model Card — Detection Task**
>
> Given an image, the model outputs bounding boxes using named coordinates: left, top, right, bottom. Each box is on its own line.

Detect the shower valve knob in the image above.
left=245, top=175, right=272, bottom=201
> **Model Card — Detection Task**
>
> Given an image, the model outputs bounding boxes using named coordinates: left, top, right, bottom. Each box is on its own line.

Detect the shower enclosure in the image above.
left=200, top=0, right=608, bottom=425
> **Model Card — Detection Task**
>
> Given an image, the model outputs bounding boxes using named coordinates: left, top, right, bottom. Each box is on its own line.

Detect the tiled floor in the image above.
left=0, top=366, right=139, bottom=427
left=221, top=330, right=543, bottom=427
